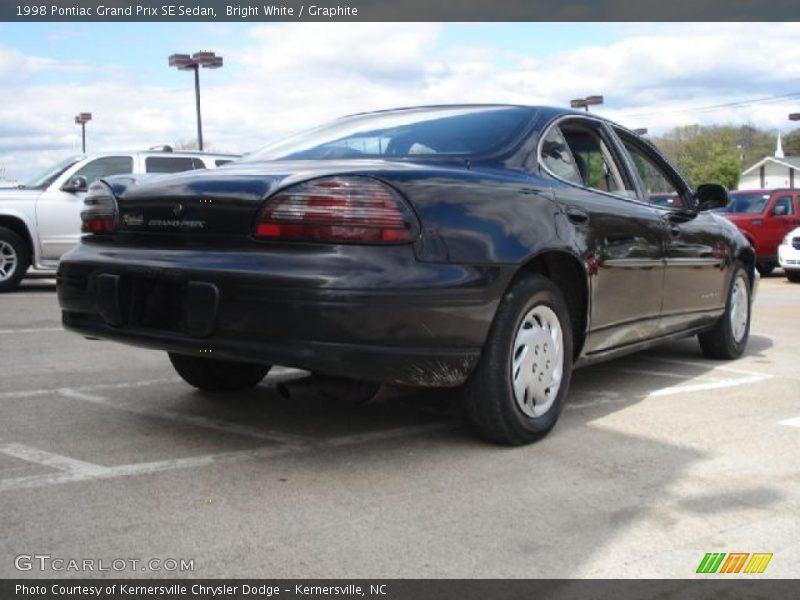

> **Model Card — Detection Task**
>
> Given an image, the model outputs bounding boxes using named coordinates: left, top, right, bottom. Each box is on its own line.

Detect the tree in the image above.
left=783, top=128, right=800, bottom=157
left=676, top=128, right=742, bottom=189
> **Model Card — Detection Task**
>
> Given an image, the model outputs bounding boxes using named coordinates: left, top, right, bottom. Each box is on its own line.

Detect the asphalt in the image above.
left=1, top=274, right=798, bottom=578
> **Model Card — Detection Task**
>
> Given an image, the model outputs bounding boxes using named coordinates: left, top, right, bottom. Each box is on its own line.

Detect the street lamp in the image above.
left=74, top=112, right=92, bottom=153
left=570, top=95, right=604, bottom=112
left=632, top=128, right=648, bottom=136
left=789, top=113, right=800, bottom=121
left=168, top=51, right=223, bottom=151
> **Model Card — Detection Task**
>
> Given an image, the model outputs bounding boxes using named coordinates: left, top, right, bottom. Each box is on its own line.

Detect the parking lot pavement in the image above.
left=1, top=275, right=799, bottom=579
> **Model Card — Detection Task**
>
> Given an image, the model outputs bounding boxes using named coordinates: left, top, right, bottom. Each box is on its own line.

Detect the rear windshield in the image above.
left=717, top=192, right=771, bottom=214
left=243, top=106, right=536, bottom=161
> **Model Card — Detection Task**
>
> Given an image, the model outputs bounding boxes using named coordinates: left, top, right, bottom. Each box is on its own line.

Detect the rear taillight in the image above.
left=254, top=177, right=417, bottom=243
left=81, top=181, right=118, bottom=234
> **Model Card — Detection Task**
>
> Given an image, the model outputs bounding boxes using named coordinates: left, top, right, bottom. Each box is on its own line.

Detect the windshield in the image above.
left=21, top=156, right=81, bottom=190
left=717, top=192, right=771, bottom=214
left=243, top=106, right=536, bottom=162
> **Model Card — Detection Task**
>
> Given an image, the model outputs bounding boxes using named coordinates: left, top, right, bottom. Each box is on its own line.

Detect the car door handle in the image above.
left=566, top=207, right=589, bottom=225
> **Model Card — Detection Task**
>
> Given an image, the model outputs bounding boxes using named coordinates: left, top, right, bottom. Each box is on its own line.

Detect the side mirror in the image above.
left=694, top=183, right=730, bottom=212
left=61, top=175, right=88, bottom=193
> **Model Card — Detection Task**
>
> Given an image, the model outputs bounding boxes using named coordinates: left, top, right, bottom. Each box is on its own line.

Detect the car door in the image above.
left=612, top=128, right=728, bottom=334
left=762, top=194, right=799, bottom=257
left=36, top=156, right=134, bottom=260
left=539, top=117, right=667, bottom=353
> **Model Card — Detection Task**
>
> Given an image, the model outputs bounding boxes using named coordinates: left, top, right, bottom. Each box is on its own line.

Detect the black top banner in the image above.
left=2, top=0, right=800, bottom=21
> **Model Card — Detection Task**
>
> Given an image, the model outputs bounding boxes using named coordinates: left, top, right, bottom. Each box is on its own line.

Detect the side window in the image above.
left=191, top=158, right=206, bottom=170
left=772, top=196, right=793, bottom=216
left=621, top=139, right=683, bottom=208
left=145, top=156, right=202, bottom=174
left=540, top=125, right=582, bottom=185
left=72, top=156, right=133, bottom=183
left=560, top=127, right=627, bottom=194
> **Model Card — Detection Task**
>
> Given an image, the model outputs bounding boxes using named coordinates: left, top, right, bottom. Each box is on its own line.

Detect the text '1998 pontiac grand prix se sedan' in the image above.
left=57, top=105, right=756, bottom=445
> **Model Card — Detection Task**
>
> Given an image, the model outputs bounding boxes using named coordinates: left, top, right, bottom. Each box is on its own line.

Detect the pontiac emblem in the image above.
left=172, top=202, right=184, bottom=216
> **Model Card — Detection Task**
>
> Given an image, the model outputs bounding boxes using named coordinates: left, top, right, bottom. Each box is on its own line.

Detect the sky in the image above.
left=1, top=22, right=799, bottom=181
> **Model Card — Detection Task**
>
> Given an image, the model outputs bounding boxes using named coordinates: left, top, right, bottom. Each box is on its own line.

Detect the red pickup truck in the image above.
left=716, top=189, right=800, bottom=275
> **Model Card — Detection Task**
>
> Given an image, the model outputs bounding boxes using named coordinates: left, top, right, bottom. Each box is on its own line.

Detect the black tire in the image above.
left=168, top=353, right=271, bottom=392
left=0, top=226, right=31, bottom=293
left=756, top=262, right=774, bottom=276
left=786, top=270, right=800, bottom=283
left=463, top=274, right=574, bottom=445
left=697, top=264, right=751, bottom=359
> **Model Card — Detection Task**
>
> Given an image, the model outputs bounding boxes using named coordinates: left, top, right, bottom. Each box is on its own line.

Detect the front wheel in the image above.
left=463, top=274, right=573, bottom=445
left=786, top=270, right=800, bottom=283
left=756, top=262, right=774, bottom=276
left=697, top=264, right=751, bottom=359
left=169, top=353, right=271, bottom=392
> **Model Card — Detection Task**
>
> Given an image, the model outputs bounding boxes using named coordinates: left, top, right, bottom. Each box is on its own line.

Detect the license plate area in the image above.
left=124, top=278, right=188, bottom=333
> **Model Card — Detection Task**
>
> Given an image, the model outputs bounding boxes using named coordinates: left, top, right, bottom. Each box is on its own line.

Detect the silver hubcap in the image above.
left=729, top=274, right=749, bottom=343
left=511, top=305, right=564, bottom=418
left=0, top=241, right=18, bottom=282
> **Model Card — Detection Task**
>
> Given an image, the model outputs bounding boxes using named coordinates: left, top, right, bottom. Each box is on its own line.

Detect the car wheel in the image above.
left=0, top=226, right=30, bottom=293
left=168, top=353, right=271, bottom=392
left=463, top=274, right=573, bottom=445
left=786, top=270, right=800, bottom=283
left=756, top=262, right=774, bottom=276
left=697, top=264, right=751, bottom=359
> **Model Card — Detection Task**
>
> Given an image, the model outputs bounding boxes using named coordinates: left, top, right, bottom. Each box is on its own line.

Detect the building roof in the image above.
left=741, top=155, right=800, bottom=176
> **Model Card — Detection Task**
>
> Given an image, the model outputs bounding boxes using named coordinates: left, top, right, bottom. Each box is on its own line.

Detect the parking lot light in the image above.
left=633, top=128, right=648, bottom=136
left=74, top=112, right=92, bottom=153
left=789, top=113, right=800, bottom=121
left=570, top=95, right=604, bottom=112
left=168, top=51, right=224, bottom=151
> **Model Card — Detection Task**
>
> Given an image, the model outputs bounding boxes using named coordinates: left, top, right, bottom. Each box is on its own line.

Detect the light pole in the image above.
left=74, top=112, right=92, bottom=153
left=790, top=113, right=800, bottom=122
left=570, top=95, right=604, bottom=112
left=168, top=51, right=223, bottom=151
left=632, top=128, right=648, bottom=136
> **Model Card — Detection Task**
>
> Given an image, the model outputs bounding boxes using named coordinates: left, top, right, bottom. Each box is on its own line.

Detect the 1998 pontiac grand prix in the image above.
left=57, top=105, right=756, bottom=445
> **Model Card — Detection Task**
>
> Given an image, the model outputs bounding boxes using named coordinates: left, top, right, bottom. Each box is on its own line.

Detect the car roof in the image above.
left=732, top=189, right=792, bottom=195
left=76, top=150, right=240, bottom=160
left=340, top=103, right=644, bottom=138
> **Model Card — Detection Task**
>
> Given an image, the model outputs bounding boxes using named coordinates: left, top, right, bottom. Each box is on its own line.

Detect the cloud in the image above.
left=3, top=22, right=800, bottom=181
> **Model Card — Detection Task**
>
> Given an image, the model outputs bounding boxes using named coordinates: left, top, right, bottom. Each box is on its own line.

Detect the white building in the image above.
left=738, top=133, right=799, bottom=190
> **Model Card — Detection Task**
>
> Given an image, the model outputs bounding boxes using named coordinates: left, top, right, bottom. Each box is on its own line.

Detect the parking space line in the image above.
left=0, top=443, right=108, bottom=477
left=778, top=417, right=800, bottom=428
left=595, top=367, right=724, bottom=381
left=0, top=420, right=455, bottom=493
left=0, top=327, right=63, bottom=335
left=58, top=388, right=311, bottom=446
left=646, top=373, right=769, bottom=397
left=641, top=356, right=767, bottom=376
left=0, top=378, right=179, bottom=401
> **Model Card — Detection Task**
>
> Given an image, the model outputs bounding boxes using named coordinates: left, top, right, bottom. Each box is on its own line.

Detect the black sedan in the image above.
left=57, top=105, right=756, bottom=445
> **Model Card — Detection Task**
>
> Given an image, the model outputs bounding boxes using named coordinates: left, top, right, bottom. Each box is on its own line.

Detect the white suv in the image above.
left=0, top=149, right=238, bottom=291
left=778, top=227, right=800, bottom=283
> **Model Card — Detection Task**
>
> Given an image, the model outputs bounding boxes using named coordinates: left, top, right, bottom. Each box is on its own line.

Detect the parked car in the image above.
left=0, top=149, right=239, bottom=291
left=715, top=189, right=800, bottom=275
left=57, top=105, right=756, bottom=445
left=778, top=227, right=800, bottom=282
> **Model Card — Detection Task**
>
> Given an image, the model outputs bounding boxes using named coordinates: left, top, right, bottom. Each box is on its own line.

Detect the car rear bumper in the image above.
left=57, top=242, right=512, bottom=386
